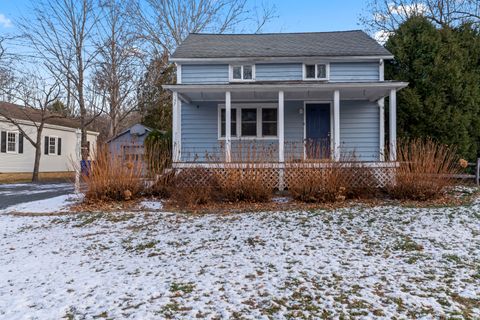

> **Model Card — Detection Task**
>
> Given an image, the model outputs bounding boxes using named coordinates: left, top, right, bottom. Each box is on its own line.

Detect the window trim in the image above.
left=48, top=136, right=58, bottom=155
left=229, top=64, right=256, bottom=82
left=302, top=63, right=330, bottom=81
left=217, top=103, right=278, bottom=140
left=6, top=131, right=18, bottom=154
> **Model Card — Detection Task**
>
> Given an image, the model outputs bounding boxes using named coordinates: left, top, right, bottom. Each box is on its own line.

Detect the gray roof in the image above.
left=171, top=31, right=392, bottom=59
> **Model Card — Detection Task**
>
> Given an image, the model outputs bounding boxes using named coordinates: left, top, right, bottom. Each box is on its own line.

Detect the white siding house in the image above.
left=0, top=102, right=99, bottom=174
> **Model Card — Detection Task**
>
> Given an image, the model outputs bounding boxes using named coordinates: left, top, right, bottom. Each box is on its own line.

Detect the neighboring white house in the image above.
left=0, top=102, right=99, bottom=176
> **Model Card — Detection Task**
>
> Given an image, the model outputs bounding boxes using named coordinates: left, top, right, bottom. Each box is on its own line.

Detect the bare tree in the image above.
left=132, top=0, right=277, bottom=56
left=19, top=0, right=101, bottom=160
left=0, top=76, right=62, bottom=182
left=362, top=0, right=480, bottom=35
left=0, top=36, right=18, bottom=102
left=94, top=0, right=142, bottom=138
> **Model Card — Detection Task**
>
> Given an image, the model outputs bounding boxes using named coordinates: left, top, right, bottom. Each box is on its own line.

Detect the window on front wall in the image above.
left=220, top=108, right=237, bottom=137
left=219, top=106, right=278, bottom=138
left=7, top=132, right=17, bottom=153
left=231, top=65, right=254, bottom=81
left=241, top=108, right=257, bottom=136
left=304, top=63, right=328, bottom=80
left=49, top=137, right=57, bottom=154
left=262, top=108, right=277, bottom=136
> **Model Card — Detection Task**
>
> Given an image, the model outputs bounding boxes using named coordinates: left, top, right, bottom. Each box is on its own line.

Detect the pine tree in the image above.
left=386, top=16, right=480, bottom=160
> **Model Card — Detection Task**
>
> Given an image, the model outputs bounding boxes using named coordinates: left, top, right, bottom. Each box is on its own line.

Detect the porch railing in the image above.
left=179, top=140, right=382, bottom=164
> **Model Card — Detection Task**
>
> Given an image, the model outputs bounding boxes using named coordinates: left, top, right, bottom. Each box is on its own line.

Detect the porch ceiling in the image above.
left=164, top=81, right=408, bottom=102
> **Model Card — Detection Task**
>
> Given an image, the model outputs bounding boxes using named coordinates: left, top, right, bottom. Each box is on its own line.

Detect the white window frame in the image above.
left=229, top=64, right=256, bottom=82
left=48, top=136, right=58, bottom=155
left=302, top=63, right=330, bottom=81
left=6, top=131, right=18, bottom=154
left=217, top=103, right=278, bottom=140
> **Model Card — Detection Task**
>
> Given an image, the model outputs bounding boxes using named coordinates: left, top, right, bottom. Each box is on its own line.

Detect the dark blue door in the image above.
left=306, top=103, right=330, bottom=159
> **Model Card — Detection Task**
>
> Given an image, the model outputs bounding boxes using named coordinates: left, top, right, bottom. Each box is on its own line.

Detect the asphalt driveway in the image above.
left=0, top=183, right=74, bottom=210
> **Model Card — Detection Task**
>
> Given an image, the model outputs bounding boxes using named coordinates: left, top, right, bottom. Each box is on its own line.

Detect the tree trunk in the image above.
left=32, top=125, right=44, bottom=182
left=77, top=47, right=89, bottom=161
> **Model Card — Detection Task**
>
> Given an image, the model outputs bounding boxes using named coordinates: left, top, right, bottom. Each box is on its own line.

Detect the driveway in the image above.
left=0, top=182, right=74, bottom=210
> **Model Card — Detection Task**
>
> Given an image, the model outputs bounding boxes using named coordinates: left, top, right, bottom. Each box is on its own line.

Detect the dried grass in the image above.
left=83, top=145, right=144, bottom=201
left=169, top=168, right=220, bottom=207
left=386, top=138, right=461, bottom=201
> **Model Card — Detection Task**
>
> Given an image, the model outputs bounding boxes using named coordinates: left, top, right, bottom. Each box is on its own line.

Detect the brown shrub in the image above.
left=288, top=166, right=347, bottom=202
left=217, top=167, right=272, bottom=202
left=169, top=168, right=220, bottom=207
left=83, top=146, right=144, bottom=201
left=287, top=155, right=379, bottom=203
left=386, top=138, right=460, bottom=201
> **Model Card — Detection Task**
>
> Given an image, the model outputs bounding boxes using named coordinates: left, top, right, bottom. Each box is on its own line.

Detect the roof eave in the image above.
left=164, top=81, right=409, bottom=92
left=170, top=55, right=394, bottom=63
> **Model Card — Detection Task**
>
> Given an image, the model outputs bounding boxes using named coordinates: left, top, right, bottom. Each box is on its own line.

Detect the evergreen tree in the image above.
left=385, top=16, right=480, bottom=160
left=137, top=53, right=175, bottom=131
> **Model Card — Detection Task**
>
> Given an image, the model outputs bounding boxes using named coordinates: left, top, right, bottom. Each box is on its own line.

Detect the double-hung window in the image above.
left=230, top=65, right=254, bottom=81
left=7, top=132, right=17, bottom=153
left=49, top=137, right=57, bottom=155
left=219, top=105, right=278, bottom=138
left=220, top=108, right=237, bottom=137
left=304, top=63, right=329, bottom=80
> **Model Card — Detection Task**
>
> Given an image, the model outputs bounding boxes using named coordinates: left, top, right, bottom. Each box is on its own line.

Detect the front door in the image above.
left=305, top=103, right=331, bottom=159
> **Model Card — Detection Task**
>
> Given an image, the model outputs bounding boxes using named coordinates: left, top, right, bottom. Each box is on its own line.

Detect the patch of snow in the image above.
left=139, top=200, right=163, bottom=211
left=0, top=193, right=82, bottom=214
left=272, top=196, right=290, bottom=203
left=0, top=201, right=479, bottom=318
left=0, top=183, right=73, bottom=196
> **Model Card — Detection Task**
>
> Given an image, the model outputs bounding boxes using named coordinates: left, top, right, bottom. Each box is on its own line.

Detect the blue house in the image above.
left=165, top=31, right=407, bottom=168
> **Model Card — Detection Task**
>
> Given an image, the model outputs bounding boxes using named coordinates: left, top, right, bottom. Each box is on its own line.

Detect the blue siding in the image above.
left=181, top=101, right=219, bottom=161
left=180, top=100, right=380, bottom=162
left=340, top=100, right=380, bottom=161
left=330, top=62, right=379, bottom=82
left=180, top=62, right=380, bottom=83
left=256, top=64, right=303, bottom=81
left=181, top=64, right=229, bottom=84
left=180, top=101, right=304, bottom=162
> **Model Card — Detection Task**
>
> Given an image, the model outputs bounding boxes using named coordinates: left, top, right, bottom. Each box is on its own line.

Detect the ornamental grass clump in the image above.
left=83, top=145, right=144, bottom=201
left=216, top=143, right=274, bottom=202
left=144, top=131, right=174, bottom=197
left=287, top=152, right=378, bottom=203
left=386, top=138, right=460, bottom=201
left=169, top=168, right=220, bottom=207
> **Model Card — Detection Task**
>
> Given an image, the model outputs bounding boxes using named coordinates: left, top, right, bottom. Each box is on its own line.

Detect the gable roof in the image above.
left=107, top=124, right=153, bottom=143
left=0, top=101, right=92, bottom=130
left=171, top=30, right=392, bottom=60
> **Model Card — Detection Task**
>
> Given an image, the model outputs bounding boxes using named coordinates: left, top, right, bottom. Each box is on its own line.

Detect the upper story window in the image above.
left=303, top=63, right=329, bottom=80
left=230, top=64, right=255, bottom=82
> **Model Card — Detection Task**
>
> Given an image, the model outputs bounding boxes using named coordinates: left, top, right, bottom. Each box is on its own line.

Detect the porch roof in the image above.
left=164, top=81, right=408, bottom=102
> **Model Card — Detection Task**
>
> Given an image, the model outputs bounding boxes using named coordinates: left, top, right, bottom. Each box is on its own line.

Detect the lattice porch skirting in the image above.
left=173, top=162, right=398, bottom=190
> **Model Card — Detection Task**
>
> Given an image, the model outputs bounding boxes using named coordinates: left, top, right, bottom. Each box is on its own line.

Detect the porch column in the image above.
left=172, top=91, right=181, bottom=162
left=389, top=89, right=397, bottom=161
left=333, top=90, right=340, bottom=161
left=225, top=91, right=232, bottom=162
left=379, top=98, right=385, bottom=161
left=278, top=91, right=285, bottom=163
left=278, top=90, right=285, bottom=191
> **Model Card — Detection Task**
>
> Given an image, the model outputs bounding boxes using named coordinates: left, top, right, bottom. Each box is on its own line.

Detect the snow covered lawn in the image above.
left=1, top=202, right=479, bottom=319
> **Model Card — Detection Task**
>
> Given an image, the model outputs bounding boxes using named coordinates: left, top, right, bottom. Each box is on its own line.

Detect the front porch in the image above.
left=166, top=81, right=407, bottom=168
